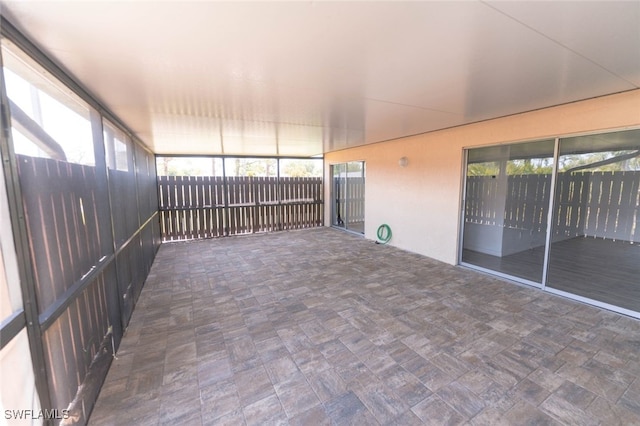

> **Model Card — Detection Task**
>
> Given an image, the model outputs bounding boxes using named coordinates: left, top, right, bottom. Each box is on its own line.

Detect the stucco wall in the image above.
left=324, top=89, right=640, bottom=264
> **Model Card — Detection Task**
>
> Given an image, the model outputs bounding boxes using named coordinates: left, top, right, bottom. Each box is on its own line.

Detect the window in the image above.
left=103, top=119, right=130, bottom=171
left=224, top=157, right=277, bottom=177
left=0, top=160, right=22, bottom=325
left=156, top=156, right=223, bottom=177
left=279, top=158, right=322, bottom=178
left=2, top=40, right=94, bottom=166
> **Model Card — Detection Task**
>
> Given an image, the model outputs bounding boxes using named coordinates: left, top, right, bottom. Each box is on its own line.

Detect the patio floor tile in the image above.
left=89, top=228, right=640, bottom=425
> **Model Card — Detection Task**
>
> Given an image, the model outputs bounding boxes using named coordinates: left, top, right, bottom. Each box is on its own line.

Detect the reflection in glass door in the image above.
left=461, top=140, right=555, bottom=284
left=461, top=129, right=640, bottom=317
left=547, top=130, right=640, bottom=313
left=331, top=161, right=365, bottom=234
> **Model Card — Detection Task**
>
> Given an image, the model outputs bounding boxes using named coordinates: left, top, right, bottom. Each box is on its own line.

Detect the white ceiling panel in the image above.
left=487, top=1, right=640, bottom=86
left=0, top=1, right=638, bottom=157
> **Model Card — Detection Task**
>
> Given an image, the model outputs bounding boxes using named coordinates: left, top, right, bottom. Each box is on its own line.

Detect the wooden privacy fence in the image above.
left=465, top=171, right=640, bottom=242
left=15, top=153, right=160, bottom=415
left=158, top=175, right=323, bottom=241
left=16, top=155, right=108, bottom=411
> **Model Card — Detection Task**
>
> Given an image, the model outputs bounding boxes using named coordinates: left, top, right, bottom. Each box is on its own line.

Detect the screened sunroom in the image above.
left=1, top=2, right=639, bottom=425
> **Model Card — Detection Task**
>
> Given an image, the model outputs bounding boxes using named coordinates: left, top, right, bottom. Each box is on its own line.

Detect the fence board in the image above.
left=158, top=175, right=322, bottom=241
left=597, top=172, right=612, bottom=236
left=619, top=172, right=638, bottom=239
left=607, top=173, right=623, bottom=237
left=585, top=172, right=603, bottom=237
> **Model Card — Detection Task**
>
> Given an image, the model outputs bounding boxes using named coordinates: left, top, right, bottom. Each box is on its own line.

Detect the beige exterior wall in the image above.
left=324, top=89, right=640, bottom=265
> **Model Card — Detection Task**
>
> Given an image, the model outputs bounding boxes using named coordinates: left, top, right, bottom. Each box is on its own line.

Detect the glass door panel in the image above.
left=462, top=140, right=555, bottom=284
left=331, top=162, right=365, bottom=234
left=346, top=162, right=365, bottom=233
left=332, top=164, right=346, bottom=228
left=547, top=129, right=640, bottom=311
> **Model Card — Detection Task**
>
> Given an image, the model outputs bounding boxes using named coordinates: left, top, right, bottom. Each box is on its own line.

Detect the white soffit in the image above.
left=0, top=1, right=638, bottom=157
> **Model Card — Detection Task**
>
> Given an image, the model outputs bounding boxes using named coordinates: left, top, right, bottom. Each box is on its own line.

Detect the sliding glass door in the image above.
left=331, top=161, right=365, bottom=234
left=462, top=140, right=555, bottom=285
left=547, top=130, right=640, bottom=312
left=461, top=129, right=640, bottom=316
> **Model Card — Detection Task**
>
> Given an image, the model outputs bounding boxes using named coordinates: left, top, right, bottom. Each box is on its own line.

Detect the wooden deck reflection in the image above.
left=463, top=237, right=640, bottom=312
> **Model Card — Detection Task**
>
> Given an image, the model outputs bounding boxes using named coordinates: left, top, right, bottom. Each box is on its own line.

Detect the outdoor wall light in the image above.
left=398, top=156, right=409, bottom=167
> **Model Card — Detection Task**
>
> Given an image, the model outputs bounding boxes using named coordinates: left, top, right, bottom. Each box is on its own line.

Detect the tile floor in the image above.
left=89, top=228, right=640, bottom=425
